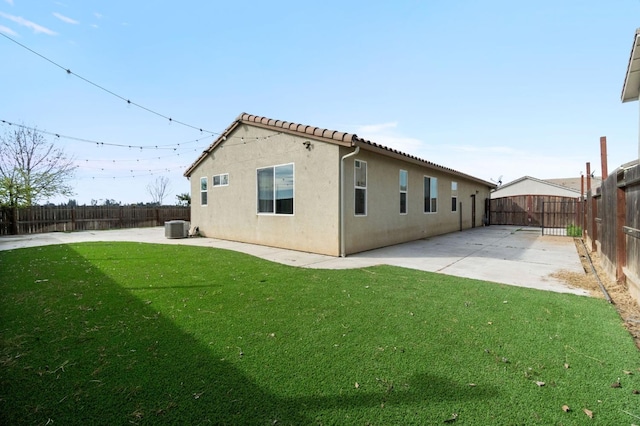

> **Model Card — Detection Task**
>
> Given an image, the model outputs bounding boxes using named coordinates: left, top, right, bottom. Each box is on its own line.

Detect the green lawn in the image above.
left=1, top=242, right=639, bottom=425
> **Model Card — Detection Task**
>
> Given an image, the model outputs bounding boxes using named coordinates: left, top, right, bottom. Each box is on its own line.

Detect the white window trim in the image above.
left=200, top=177, right=208, bottom=206
left=354, top=159, right=367, bottom=216
left=400, top=169, right=408, bottom=215
left=213, top=173, right=229, bottom=187
left=256, top=163, right=295, bottom=216
left=423, top=175, right=438, bottom=214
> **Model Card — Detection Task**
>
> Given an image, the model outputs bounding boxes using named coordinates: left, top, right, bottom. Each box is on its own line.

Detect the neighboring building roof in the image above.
left=545, top=176, right=601, bottom=192
left=184, top=112, right=496, bottom=188
left=621, top=28, right=640, bottom=103
left=491, top=175, right=582, bottom=198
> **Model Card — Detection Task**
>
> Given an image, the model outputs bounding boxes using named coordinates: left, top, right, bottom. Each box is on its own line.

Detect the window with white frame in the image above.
left=257, top=163, right=294, bottom=215
left=200, top=177, right=208, bottom=206
left=424, top=176, right=438, bottom=213
left=213, top=173, right=229, bottom=187
left=399, top=169, right=408, bottom=214
left=354, top=160, right=367, bottom=216
left=451, top=181, right=458, bottom=212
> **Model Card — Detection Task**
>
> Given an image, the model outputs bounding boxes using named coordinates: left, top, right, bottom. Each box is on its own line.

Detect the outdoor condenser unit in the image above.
left=164, top=220, right=189, bottom=239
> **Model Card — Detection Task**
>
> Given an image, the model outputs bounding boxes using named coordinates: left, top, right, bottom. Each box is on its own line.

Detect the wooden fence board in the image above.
left=624, top=165, right=640, bottom=280
left=0, top=206, right=190, bottom=235
left=490, top=195, right=581, bottom=229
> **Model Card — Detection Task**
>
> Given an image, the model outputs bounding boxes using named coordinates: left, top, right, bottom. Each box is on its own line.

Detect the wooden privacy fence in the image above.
left=584, top=162, right=640, bottom=301
left=490, top=195, right=583, bottom=234
left=0, top=206, right=190, bottom=235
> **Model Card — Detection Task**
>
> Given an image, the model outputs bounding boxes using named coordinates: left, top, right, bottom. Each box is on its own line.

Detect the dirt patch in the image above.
left=551, top=239, right=640, bottom=350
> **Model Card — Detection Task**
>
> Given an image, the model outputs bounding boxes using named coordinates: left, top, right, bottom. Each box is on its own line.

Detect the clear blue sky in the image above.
left=1, top=0, right=639, bottom=205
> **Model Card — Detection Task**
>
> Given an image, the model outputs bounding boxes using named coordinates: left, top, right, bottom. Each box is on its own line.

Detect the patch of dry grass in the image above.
left=552, top=239, right=640, bottom=350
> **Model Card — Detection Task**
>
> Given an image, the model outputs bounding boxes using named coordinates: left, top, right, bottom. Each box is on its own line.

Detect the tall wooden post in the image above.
left=600, top=136, right=608, bottom=179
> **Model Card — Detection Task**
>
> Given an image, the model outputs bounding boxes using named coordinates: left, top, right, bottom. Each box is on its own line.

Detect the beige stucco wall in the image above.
left=189, top=124, right=342, bottom=256
left=188, top=124, right=492, bottom=257
left=341, top=146, right=492, bottom=255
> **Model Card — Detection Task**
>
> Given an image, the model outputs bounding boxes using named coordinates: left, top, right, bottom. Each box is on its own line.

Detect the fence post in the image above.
left=591, top=195, right=598, bottom=252
left=541, top=201, right=545, bottom=236
left=616, top=185, right=627, bottom=282
left=10, top=207, right=18, bottom=235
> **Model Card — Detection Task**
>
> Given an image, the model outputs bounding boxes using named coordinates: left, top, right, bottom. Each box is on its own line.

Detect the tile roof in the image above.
left=184, top=112, right=496, bottom=188
left=494, top=175, right=585, bottom=195
left=545, top=177, right=601, bottom=192
left=240, top=113, right=355, bottom=143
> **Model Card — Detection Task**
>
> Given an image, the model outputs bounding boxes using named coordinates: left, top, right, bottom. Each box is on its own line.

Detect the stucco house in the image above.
left=491, top=176, right=583, bottom=199
left=184, top=113, right=496, bottom=256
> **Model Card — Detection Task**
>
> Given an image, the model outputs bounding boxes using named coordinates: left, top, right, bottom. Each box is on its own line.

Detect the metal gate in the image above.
left=541, top=200, right=584, bottom=236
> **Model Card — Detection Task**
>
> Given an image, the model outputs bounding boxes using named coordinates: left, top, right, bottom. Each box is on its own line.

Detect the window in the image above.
left=399, top=170, right=408, bottom=214
left=354, top=160, right=367, bottom=215
left=200, top=177, right=208, bottom=206
left=451, top=181, right=458, bottom=212
left=257, top=163, right=294, bottom=214
left=213, top=173, right=229, bottom=187
left=424, top=176, right=438, bottom=213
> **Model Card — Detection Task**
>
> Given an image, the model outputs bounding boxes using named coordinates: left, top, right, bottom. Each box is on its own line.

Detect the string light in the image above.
left=85, top=165, right=190, bottom=180
left=0, top=120, right=282, bottom=150
left=1, top=116, right=294, bottom=182
left=1, top=33, right=219, bottom=135
left=0, top=120, right=211, bottom=150
left=79, top=147, right=203, bottom=163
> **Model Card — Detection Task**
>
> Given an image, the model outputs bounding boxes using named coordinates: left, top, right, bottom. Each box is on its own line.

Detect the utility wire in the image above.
left=1, top=33, right=218, bottom=135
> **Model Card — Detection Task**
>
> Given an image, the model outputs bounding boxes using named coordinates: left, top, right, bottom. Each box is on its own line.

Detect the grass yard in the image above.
left=1, top=242, right=639, bottom=425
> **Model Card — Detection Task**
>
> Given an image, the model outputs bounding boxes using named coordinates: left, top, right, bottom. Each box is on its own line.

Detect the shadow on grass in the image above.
left=0, top=245, right=497, bottom=425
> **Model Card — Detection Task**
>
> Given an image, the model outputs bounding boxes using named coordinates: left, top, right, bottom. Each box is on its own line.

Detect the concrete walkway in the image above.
left=0, top=225, right=589, bottom=296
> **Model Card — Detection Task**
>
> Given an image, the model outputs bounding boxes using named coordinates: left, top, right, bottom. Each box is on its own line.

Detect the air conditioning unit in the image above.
left=164, top=220, right=189, bottom=239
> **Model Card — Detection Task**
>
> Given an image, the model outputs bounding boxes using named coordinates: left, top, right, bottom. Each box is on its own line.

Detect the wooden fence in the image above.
left=490, top=195, right=582, bottom=231
left=0, top=206, right=190, bottom=235
left=584, top=162, right=640, bottom=303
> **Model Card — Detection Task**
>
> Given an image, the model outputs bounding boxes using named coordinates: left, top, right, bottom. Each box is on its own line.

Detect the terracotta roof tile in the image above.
left=184, top=112, right=496, bottom=188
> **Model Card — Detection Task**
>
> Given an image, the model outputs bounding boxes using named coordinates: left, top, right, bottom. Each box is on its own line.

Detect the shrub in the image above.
left=566, top=224, right=582, bottom=237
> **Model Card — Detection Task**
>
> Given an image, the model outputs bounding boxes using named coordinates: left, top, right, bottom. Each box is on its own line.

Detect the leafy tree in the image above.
left=176, top=192, right=191, bottom=206
left=147, top=176, right=171, bottom=205
left=0, top=126, right=76, bottom=207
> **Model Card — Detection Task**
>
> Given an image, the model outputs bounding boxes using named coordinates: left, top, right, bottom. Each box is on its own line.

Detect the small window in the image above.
left=213, top=173, right=229, bottom=187
left=399, top=170, right=408, bottom=214
left=355, top=160, right=367, bottom=216
left=451, top=181, right=458, bottom=212
left=200, top=177, right=208, bottom=206
left=424, top=176, right=437, bottom=213
left=257, top=164, right=294, bottom=215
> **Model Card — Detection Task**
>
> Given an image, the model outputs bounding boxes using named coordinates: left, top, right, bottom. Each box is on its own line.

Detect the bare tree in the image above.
left=0, top=126, right=76, bottom=207
left=147, top=176, right=171, bottom=205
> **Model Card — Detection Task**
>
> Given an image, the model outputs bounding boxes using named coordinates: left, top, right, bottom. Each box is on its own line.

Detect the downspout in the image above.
left=340, top=146, right=360, bottom=257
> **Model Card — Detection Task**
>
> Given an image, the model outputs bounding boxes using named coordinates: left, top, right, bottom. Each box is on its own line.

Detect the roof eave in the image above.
left=354, top=139, right=497, bottom=189
left=621, top=28, right=640, bottom=103
left=183, top=115, right=244, bottom=177
left=240, top=117, right=355, bottom=147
